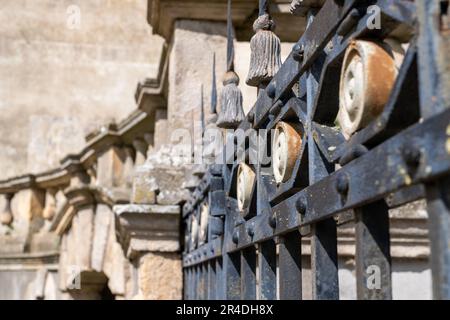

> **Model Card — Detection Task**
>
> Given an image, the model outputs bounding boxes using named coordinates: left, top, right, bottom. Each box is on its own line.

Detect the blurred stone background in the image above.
left=0, top=0, right=165, bottom=178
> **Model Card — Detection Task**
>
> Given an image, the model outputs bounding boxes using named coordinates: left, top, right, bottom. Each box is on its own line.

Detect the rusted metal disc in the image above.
left=190, top=214, right=199, bottom=249
left=198, top=202, right=209, bottom=245
left=237, top=163, right=256, bottom=212
left=338, top=40, right=398, bottom=139
left=273, top=121, right=303, bottom=184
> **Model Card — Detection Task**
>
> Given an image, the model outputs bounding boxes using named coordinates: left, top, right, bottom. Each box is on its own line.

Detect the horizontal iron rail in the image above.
left=224, top=108, right=450, bottom=252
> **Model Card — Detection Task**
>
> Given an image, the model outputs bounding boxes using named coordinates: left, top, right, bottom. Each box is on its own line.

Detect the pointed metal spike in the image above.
left=191, top=108, right=195, bottom=156
left=259, top=0, right=269, bottom=16
left=226, top=0, right=235, bottom=72
left=200, top=84, right=205, bottom=133
left=211, top=53, right=217, bottom=114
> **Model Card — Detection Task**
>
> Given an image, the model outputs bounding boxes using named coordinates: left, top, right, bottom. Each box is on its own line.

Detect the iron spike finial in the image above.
left=211, top=53, right=217, bottom=114
left=200, top=84, right=205, bottom=133
left=226, top=0, right=235, bottom=72
left=259, top=0, right=269, bottom=16
left=216, top=0, right=245, bottom=129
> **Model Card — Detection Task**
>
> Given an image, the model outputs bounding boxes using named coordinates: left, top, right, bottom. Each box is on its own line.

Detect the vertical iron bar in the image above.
left=278, top=231, right=302, bottom=300
left=194, top=265, right=199, bottom=300
left=186, top=267, right=191, bottom=300
left=417, top=1, right=450, bottom=300
left=226, top=0, right=235, bottom=72
left=224, top=252, right=241, bottom=299
left=258, top=240, right=277, bottom=300
left=425, top=178, right=450, bottom=299
left=310, top=219, right=339, bottom=300
left=211, top=53, right=217, bottom=114
left=208, top=259, right=217, bottom=300
left=241, top=246, right=257, bottom=299
left=205, top=261, right=210, bottom=300
left=304, top=8, right=339, bottom=300
left=259, top=0, right=269, bottom=16
left=355, top=201, right=392, bottom=300
left=216, top=257, right=224, bottom=299
left=184, top=268, right=188, bottom=300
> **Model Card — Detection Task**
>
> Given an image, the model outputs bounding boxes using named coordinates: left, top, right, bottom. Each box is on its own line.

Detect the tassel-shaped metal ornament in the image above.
left=246, top=0, right=281, bottom=87
left=217, top=71, right=245, bottom=128
left=216, top=0, right=245, bottom=129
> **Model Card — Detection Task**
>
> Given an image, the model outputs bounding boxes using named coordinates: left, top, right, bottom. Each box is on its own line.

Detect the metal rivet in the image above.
left=247, top=225, right=254, bottom=237
left=248, top=112, right=254, bottom=123
left=267, top=83, right=276, bottom=99
left=269, top=214, right=277, bottom=228
left=403, top=146, right=421, bottom=168
left=295, top=197, right=306, bottom=215
left=292, top=43, right=304, bottom=62
left=336, top=173, right=349, bottom=194
left=232, top=230, right=239, bottom=244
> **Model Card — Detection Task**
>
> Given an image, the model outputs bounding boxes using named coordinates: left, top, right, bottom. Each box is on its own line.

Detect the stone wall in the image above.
left=0, top=0, right=165, bottom=178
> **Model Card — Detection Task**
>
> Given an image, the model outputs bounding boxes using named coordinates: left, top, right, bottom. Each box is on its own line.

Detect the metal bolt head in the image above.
left=247, top=112, right=254, bottom=123
left=295, top=197, right=306, bottom=215
left=247, top=225, right=254, bottom=237
left=403, top=146, right=421, bottom=168
left=269, top=213, right=277, bottom=228
left=336, top=173, right=349, bottom=194
left=267, top=83, right=276, bottom=99
left=232, top=230, right=239, bottom=244
left=292, top=43, right=304, bottom=62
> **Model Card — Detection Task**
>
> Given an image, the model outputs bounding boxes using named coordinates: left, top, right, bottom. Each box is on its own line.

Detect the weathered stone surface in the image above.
left=130, top=171, right=157, bottom=204
left=28, top=231, right=60, bottom=253
left=114, top=204, right=180, bottom=258
left=91, top=204, right=112, bottom=272
left=102, top=213, right=128, bottom=297
left=96, top=147, right=130, bottom=188
left=12, top=189, right=45, bottom=222
left=0, top=0, right=165, bottom=179
left=27, top=116, right=86, bottom=174
left=156, top=190, right=191, bottom=205
left=114, top=204, right=179, bottom=216
left=73, top=206, right=95, bottom=269
left=131, top=144, right=193, bottom=205
left=137, top=252, right=182, bottom=300
left=153, top=109, right=169, bottom=151
left=169, top=20, right=228, bottom=135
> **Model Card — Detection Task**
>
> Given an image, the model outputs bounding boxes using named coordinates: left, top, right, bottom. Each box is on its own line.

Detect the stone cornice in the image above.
left=0, top=110, right=152, bottom=194
left=0, top=39, right=169, bottom=196
left=135, top=43, right=168, bottom=114
left=50, top=185, right=130, bottom=236
left=147, top=0, right=308, bottom=42
left=114, top=204, right=180, bottom=259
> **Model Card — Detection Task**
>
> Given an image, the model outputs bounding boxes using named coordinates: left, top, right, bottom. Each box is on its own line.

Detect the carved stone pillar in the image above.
left=114, top=204, right=182, bottom=299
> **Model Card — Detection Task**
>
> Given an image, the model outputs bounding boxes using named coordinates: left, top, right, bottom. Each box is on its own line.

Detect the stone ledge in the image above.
left=147, top=0, right=307, bottom=41
left=114, top=204, right=180, bottom=259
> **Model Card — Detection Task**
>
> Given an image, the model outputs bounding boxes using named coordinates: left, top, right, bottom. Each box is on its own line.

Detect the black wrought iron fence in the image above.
left=182, top=0, right=450, bottom=300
